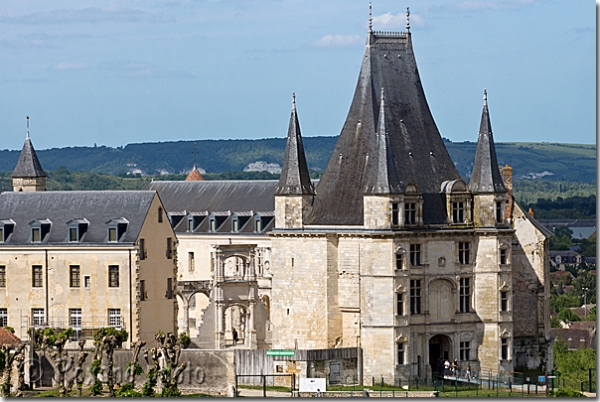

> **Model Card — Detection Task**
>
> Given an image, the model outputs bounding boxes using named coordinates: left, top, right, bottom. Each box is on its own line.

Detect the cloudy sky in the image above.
left=0, top=0, right=595, bottom=151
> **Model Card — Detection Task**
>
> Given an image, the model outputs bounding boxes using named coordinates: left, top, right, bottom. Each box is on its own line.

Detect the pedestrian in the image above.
left=316, top=388, right=322, bottom=397
left=232, top=328, right=238, bottom=344
left=466, top=362, right=471, bottom=380
left=452, top=359, right=458, bottom=375
left=444, top=359, right=450, bottom=375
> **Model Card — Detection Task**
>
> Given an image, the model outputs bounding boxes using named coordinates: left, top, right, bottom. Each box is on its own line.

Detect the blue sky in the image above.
left=0, top=0, right=595, bottom=151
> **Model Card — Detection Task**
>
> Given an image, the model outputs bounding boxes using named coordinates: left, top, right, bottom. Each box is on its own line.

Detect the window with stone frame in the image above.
left=392, top=203, right=399, bottom=226
left=459, top=277, right=471, bottom=313
left=496, top=201, right=504, bottom=223
left=108, top=265, right=119, bottom=287
left=32, top=308, right=45, bottom=327
left=69, top=265, right=80, bottom=287
left=499, top=245, right=509, bottom=265
left=452, top=201, right=465, bottom=223
left=501, top=338, right=509, bottom=360
left=501, top=291, right=508, bottom=312
left=0, top=308, right=7, bottom=327
left=396, top=293, right=404, bottom=316
left=410, top=244, right=421, bottom=266
left=0, top=266, right=5, bottom=288
left=404, top=202, right=416, bottom=225
left=395, top=253, right=403, bottom=270
left=397, top=342, right=405, bottom=365
left=460, top=341, right=470, bottom=361
left=158, top=207, right=163, bottom=223
left=139, top=238, right=146, bottom=260
left=108, top=308, right=121, bottom=329
left=189, top=252, right=195, bottom=272
left=458, top=242, right=470, bottom=265
left=32, top=265, right=43, bottom=287
left=140, top=280, right=146, bottom=301
left=166, top=237, right=173, bottom=259
left=410, top=279, right=421, bottom=314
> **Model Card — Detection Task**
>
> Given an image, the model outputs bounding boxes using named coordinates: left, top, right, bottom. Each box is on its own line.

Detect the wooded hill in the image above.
left=0, top=138, right=595, bottom=183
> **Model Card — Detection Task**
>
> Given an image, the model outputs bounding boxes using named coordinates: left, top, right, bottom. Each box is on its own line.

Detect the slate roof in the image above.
left=12, top=136, right=46, bottom=178
left=0, top=191, right=156, bottom=245
left=469, top=90, right=507, bottom=194
left=147, top=180, right=278, bottom=213
left=306, top=30, right=461, bottom=225
left=275, top=94, right=314, bottom=196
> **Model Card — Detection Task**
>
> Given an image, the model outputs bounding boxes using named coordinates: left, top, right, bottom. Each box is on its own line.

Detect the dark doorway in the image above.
left=429, top=334, right=452, bottom=375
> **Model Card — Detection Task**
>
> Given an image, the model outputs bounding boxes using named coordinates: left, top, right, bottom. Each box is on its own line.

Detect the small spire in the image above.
left=26, top=116, right=30, bottom=139
left=192, top=140, right=197, bottom=170
left=292, top=92, right=296, bottom=111
left=380, top=87, right=385, bottom=106
left=406, top=7, right=410, bottom=32
left=368, top=3, right=373, bottom=32
left=483, top=88, right=488, bottom=107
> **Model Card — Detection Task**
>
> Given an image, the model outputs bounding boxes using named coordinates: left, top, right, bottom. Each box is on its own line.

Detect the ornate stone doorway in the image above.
left=429, top=334, right=452, bottom=375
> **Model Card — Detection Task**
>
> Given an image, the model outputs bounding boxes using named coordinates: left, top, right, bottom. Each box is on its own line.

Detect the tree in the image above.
left=0, top=343, right=26, bottom=397
left=550, top=293, right=581, bottom=313
left=32, top=327, right=75, bottom=396
left=557, top=309, right=580, bottom=323
left=89, top=327, right=128, bottom=397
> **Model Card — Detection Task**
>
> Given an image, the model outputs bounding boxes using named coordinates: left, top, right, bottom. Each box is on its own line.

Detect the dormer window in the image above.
left=209, top=217, right=216, bottom=232
left=441, top=179, right=471, bottom=225
left=232, top=217, right=239, bottom=233
left=452, top=201, right=465, bottom=223
left=255, top=217, right=262, bottom=233
left=405, top=202, right=416, bottom=225
left=496, top=200, right=505, bottom=224
left=0, top=220, right=15, bottom=243
left=66, top=218, right=89, bottom=242
left=29, top=219, right=51, bottom=243
left=402, top=183, right=423, bottom=227
left=106, top=218, right=128, bottom=243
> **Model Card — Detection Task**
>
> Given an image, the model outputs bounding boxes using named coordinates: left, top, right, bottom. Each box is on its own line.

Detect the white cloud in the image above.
left=54, top=62, right=89, bottom=71
left=372, top=12, right=426, bottom=30
left=447, top=0, right=535, bottom=12
left=312, top=34, right=361, bottom=47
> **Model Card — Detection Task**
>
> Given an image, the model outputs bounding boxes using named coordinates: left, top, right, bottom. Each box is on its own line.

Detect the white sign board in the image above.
left=299, top=378, right=327, bottom=392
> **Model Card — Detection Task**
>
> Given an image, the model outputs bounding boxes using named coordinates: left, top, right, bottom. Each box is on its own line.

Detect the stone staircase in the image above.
left=190, top=302, right=216, bottom=349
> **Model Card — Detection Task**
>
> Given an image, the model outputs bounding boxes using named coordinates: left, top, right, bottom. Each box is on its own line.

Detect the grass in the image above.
left=237, top=384, right=292, bottom=393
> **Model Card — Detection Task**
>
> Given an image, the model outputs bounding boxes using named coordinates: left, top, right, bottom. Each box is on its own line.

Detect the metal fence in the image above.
left=235, top=374, right=295, bottom=397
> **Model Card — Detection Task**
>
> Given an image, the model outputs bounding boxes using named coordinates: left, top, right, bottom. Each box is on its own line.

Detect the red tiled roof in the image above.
left=0, top=327, right=22, bottom=346
left=185, top=169, right=205, bottom=181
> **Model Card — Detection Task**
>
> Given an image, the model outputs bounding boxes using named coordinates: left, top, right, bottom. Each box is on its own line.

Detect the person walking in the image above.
left=232, top=328, right=238, bottom=344
left=444, top=359, right=450, bottom=375
left=466, top=362, right=472, bottom=380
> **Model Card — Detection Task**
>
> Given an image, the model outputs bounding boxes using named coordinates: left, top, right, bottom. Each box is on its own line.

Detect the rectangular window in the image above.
left=501, top=291, right=508, bottom=312
left=108, top=308, right=121, bottom=329
left=166, top=238, right=172, bottom=259
left=452, top=201, right=465, bottom=223
left=189, top=252, right=195, bottom=272
left=496, top=202, right=503, bottom=223
left=392, top=203, right=399, bottom=225
left=410, top=244, right=421, bottom=266
left=32, top=265, right=43, bottom=287
left=69, top=227, right=78, bottom=242
left=405, top=203, right=416, bottom=224
left=32, top=308, right=45, bottom=327
left=0, top=227, right=3, bottom=242
left=140, top=280, right=146, bottom=301
left=396, top=293, right=404, bottom=316
left=397, top=342, right=405, bottom=365
left=0, top=308, right=7, bottom=327
left=395, top=253, right=403, bottom=270
left=459, top=278, right=471, bottom=313
left=255, top=219, right=261, bottom=232
left=188, top=219, right=194, bottom=232
left=108, top=266, right=119, bottom=288
left=158, top=208, right=163, bottom=223
left=108, top=227, right=117, bottom=242
left=166, top=278, right=173, bottom=299
left=459, top=242, right=470, bottom=265
left=210, top=218, right=216, bottom=232
left=501, top=338, right=508, bottom=360
left=0, top=266, right=5, bottom=288
left=139, top=238, right=146, bottom=260
left=69, top=308, right=82, bottom=329
left=84, top=276, right=91, bottom=288
left=500, top=249, right=507, bottom=265
left=460, top=341, right=470, bottom=361
left=233, top=220, right=239, bottom=232
left=69, top=265, right=80, bottom=288
left=410, top=279, right=421, bottom=314
left=32, top=227, right=41, bottom=242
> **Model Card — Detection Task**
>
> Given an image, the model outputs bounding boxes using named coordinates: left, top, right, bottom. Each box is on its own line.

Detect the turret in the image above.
left=469, top=90, right=508, bottom=227
left=12, top=116, right=46, bottom=192
left=274, top=93, right=314, bottom=229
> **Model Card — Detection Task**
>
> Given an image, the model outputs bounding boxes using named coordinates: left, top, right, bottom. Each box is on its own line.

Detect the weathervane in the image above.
left=26, top=116, right=30, bottom=139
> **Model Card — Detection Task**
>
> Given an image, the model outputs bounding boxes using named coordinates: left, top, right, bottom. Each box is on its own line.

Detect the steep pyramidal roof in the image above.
left=307, top=26, right=460, bottom=225
left=469, top=90, right=507, bottom=194
left=185, top=165, right=205, bottom=181
left=12, top=117, right=46, bottom=179
left=364, top=88, right=404, bottom=195
left=275, top=93, right=314, bottom=196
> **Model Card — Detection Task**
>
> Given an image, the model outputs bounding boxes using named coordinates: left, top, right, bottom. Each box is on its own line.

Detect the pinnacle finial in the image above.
left=406, top=7, right=410, bottom=32
left=483, top=88, right=488, bottom=106
left=292, top=92, right=296, bottom=111
left=26, top=116, right=30, bottom=140
left=368, top=3, right=373, bottom=32
left=192, top=138, right=198, bottom=170
left=380, top=87, right=385, bottom=104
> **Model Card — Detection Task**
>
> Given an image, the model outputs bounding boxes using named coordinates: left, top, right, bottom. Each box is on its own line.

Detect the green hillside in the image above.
left=0, top=138, right=595, bottom=183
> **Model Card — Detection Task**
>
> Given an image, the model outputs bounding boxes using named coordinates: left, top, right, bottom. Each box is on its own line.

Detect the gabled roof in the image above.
left=0, top=191, right=156, bottom=245
left=469, top=90, right=507, bottom=194
left=306, top=29, right=460, bottom=225
left=12, top=136, right=46, bottom=179
left=147, top=181, right=278, bottom=213
left=275, top=94, right=314, bottom=196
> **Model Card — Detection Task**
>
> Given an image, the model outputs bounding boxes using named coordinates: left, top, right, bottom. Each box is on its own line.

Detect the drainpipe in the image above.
left=358, top=244, right=363, bottom=385
left=45, top=249, right=49, bottom=325
left=129, top=249, right=133, bottom=343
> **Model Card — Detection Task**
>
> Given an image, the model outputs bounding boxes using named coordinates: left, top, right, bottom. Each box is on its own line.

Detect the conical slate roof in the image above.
left=275, top=94, right=314, bottom=196
left=307, top=29, right=460, bottom=225
left=12, top=134, right=46, bottom=179
left=469, top=90, right=507, bottom=194
left=364, top=88, right=404, bottom=195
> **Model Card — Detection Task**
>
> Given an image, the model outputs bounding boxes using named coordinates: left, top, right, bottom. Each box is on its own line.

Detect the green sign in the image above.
left=267, top=350, right=295, bottom=356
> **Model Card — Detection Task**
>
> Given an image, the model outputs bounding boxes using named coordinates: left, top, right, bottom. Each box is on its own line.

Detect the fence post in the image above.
left=372, top=376, right=375, bottom=386
left=589, top=368, right=595, bottom=393
left=263, top=374, right=266, bottom=398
